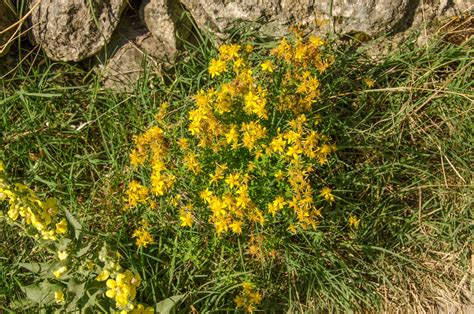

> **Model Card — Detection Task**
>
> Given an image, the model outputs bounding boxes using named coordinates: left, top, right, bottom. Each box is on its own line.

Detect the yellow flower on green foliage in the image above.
left=208, top=58, right=227, bottom=78
left=125, top=180, right=149, bottom=208
left=364, top=77, right=375, bottom=88
left=131, top=304, right=155, bottom=313
left=349, top=214, right=360, bottom=228
left=180, top=212, right=193, bottom=228
left=235, top=281, right=262, bottom=313
left=53, top=266, right=67, bottom=278
left=54, top=291, right=65, bottom=304
left=260, top=60, right=274, bottom=72
left=320, top=187, right=335, bottom=203
left=105, top=270, right=141, bottom=310
left=132, top=222, right=154, bottom=248
left=125, top=35, right=337, bottom=237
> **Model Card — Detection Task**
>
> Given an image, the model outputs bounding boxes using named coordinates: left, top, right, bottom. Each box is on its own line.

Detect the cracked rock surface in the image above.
left=30, top=0, right=128, bottom=61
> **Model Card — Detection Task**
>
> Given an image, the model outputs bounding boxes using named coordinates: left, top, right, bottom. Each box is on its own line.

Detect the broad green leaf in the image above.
left=64, top=208, right=82, bottom=240
left=55, top=238, right=72, bottom=251
left=76, top=242, right=92, bottom=257
left=23, top=281, right=62, bottom=304
left=155, top=294, right=185, bottom=314
left=19, top=262, right=53, bottom=276
left=67, top=279, right=85, bottom=298
left=81, top=290, right=103, bottom=311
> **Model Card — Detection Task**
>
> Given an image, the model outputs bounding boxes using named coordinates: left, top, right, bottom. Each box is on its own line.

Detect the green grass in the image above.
left=0, top=27, right=472, bottom=313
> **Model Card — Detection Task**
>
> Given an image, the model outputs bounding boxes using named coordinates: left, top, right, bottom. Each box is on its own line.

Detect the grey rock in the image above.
left=179, top=0, right=471, bottom=39
left=99, top=14, right=172, bottom=92
left=101, top=35, right=160, bottom=92
left=30, top=0, right=128, bottom=61
left=0, top=0, right=17, bottom=57
left=140, top=0, right=191, bottom=60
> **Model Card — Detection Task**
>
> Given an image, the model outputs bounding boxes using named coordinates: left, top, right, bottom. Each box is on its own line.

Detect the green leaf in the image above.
left=23, top=281, right=62, bottom=304
left=81, top=290, right=102, bottom=311
left=76, top=242, right=92, bottom=257
left=67, top=279, right=85, bottom=298
left=66, top=278, right=85, bottom=312
left=55, top=238, right=72, bottom=251
left=64, top=208, right=82, bottom=240
left=19, top=262, right=53, bottom=276
left=155, top=294, right=185, bottom=314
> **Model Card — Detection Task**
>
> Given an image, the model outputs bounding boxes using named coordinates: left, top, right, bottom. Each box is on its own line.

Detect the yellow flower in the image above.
left=53, top=266, right=67, bottom=278
left=235, top=295, right=245, bottom=308
left=53, top=218, right=67, bottom=234
left=57, top=250, right=68, bottom=261
left=364, top=77, right=375, bottom=88
left=125, top=181, right=149, bottom=208
left=349, top=214, right=360, bottom=228
left=225, top=173, right=241, bottom=189
left=230, top=220, right=243, bottom=234
left=219, top=44, right=240, bottom=61
left=208, top=58, right=227, bottom=78
left=225, top=125, right=239, bottom=149
left=261, top=60, right=274, bottom=72
left=131, top=304, right=155, bottom=313
left=132, top=225, right=154, bottom=248
left=96, top=269, right=111, bottom=281
left=200, top=188, right=213, bottom=204
left=267, top=196, right=286, bottom=217
left=180, top=212, right=193, bottom=228
left=177, top=138, right=189, bottom=150
left=274, top=170, right=284, bottom=181
left=320, top=187, right=335, bottom=203
left=270, top=135, right=286, bottom=154
left=54, top=291, right=65, bottom=304
left=183, top=153, right=202, bottom=174
left=130, top=149, right=146, bottom=168
left=0, top=161, right=4, bottom=172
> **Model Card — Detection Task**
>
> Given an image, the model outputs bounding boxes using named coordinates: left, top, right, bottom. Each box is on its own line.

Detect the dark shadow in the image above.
left=389, top=0, right=421, bottom=35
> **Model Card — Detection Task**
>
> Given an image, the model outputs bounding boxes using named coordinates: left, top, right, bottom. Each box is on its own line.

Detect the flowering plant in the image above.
left=126, top=35, right=337, bottom=241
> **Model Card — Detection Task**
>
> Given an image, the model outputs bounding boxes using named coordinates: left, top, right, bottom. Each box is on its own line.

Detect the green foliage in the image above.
left=1, top=24, right=472, bottom=313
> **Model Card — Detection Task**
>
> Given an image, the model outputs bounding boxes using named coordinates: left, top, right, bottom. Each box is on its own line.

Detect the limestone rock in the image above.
left=179, top=0, right=471, bottom=39
left=101, top=35, right=160, bottom=92
left=30, top=0, right=128, bottom=61
left=0, top=0, right=17, bottom=57
left=140, top=0, right=191, bottom=60
left=99, top=15, right=172, bottom=92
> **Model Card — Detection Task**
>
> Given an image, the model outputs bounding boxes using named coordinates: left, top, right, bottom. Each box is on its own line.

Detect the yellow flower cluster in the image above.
left=126, top=35, right=337, bottom=239
left=0, top=160, right=67, bottom=240
left=126, top=124, right=176, bottom=209
left=234, top=282, right=262, bottom=313
left=132, top=221, right=154, bottom=248
left=96, top=249, right=148, bottom=312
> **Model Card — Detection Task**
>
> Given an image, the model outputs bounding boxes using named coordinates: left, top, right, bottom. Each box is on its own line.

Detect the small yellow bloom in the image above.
left=364, top=77, right=375, bottom=88
left=132, top=226, right=154, bottom=248
left=53, top=266, right=67, bottom=278
left=55, top=218, right=68, bottom=234
left=320, top=187, right=335, bottom=203
left=96, top=269, right=111, bottom=281
left=230, top=220, right=243, bottom=234
left=131, top=303, right=155, bottom=313
left=54, top=291, right=65, bottom=304
left=57, top=250, right=68, bottom=261
left=261, top=60, right=274, bottom=72
left=180, top=212, right=193, bottom=228
left=348, top=214, right=360, bottom=228
left=208, top=58, right=227, bottom=78
left=225, top=173, right=241, bottom=189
